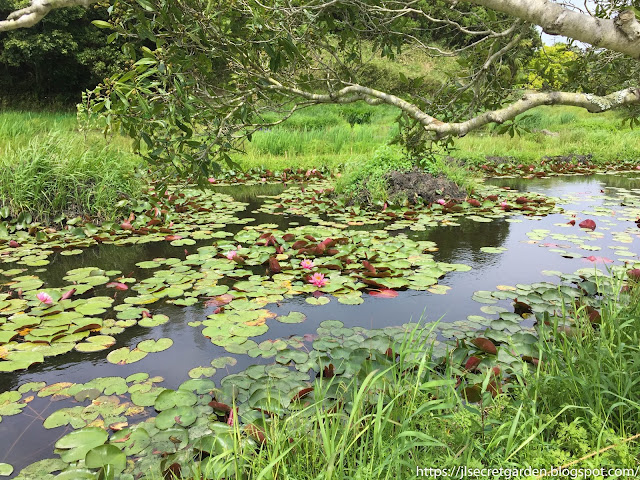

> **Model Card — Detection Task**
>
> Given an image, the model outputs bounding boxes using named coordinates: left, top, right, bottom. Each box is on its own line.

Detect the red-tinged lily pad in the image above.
left=291, top=387, right=314, bottom=402
left=464, top=356, right=481, bottom=371
left=462, top=385, right=482, bottom=403
left=471, top=338, right=497, bottom=355
left=578, top=219, right=596, bottom=230
left=106, top=282, right=128, bottom=291
left=582, top=256, right=613, bottom=264
left=204, top=294, right=234, bottom=308
left=268, top=256, right=282, bottom=274
left=245, top=424, right=267, bottom=444
left=522, top=356, right=541, bottom=366
left=627, top=269, right=640, bottom=281
left=368, top=289, right=398, bottom=298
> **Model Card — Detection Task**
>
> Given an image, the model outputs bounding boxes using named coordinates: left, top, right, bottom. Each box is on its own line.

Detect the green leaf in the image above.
left=91, top=20, right=113, bottom=29
left=85, top=444, right=126, bottom=473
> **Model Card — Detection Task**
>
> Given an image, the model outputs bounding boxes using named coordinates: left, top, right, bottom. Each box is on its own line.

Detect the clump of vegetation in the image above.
left=0, top=113, right=142, bottom=221
left=336, top=145, right=477, bottom=205
left=335, top=145, right=414, bottom=204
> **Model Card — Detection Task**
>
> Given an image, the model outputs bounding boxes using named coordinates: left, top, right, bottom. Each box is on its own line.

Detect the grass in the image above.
left=167, top=275, right=640, bottom=480
left=454, top=106, right=640, bottom=166
left=235, top=103, right=640, bottom=174
left=0, top=111, right=142, bottom=222
left=1, top=101, right=639, bottom=219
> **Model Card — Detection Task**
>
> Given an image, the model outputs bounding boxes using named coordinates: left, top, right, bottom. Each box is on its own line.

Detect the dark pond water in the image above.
left=1, top=173, right=640, bottom=474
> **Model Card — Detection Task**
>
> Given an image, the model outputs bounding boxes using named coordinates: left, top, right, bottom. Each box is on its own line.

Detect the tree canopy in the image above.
left=2, top=0, right=640, bottom=180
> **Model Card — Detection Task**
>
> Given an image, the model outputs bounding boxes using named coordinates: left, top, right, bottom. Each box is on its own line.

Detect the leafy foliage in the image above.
left=78, top=0, right=541, bottom=183
left=524, top=44, right=579, bottom=91
left=0, top=1, right=128, bottom=106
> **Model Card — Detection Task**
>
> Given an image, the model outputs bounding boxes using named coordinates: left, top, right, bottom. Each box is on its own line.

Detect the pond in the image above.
left=0, top=172, right=639, bottom=478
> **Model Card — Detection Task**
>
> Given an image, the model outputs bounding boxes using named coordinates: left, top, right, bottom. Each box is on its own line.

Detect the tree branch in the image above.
left=0, top=0, right=98, bottom=32
left=269, top=79, right=640, bottom=138
left=438, top=87, right=640, bottom=136
left=459, top=0, right=640, bottom=59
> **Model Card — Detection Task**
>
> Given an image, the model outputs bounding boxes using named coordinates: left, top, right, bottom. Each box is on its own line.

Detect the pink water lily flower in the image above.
left=309, top=272, right=327, bottom=288
left=436, top=199, right=446, bottom=205
left=300, top=259, right=314, bottom=270
left=225, top=250, right=237, bottom=260
left=36, top=292, right=53, bottom=305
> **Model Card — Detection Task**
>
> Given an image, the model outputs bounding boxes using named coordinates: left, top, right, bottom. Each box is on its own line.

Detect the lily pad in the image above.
left=277, top=312, right=306, bottom=324
left=137, top=338, right=173, bottom=353
left=106, top=347, right=148, bottom=365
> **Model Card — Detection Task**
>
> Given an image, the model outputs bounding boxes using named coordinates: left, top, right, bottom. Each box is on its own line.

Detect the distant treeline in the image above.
left=0, top=1, right=126, bottom=109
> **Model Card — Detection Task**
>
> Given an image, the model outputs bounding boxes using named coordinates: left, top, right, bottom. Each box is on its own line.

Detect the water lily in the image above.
left=207, top=177, right=216, bottom=183
left=225, top=250, right=237, bottom=260
left=309, top=272, right=327, bottom=288
left=300, top=259, right=314, bottom=270
left=36, top=292, right=53, bottom=305
left=500, top=201, right=508, bottom=207
left=436, top=199, right=446, bottom=205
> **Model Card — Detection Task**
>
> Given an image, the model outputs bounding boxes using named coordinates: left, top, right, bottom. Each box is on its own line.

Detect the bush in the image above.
left=335, top=145, right=413, bottom=203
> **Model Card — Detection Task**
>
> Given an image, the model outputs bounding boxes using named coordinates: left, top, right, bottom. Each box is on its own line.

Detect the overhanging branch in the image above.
left=459, top=0, right=640, bottom=59
left=0, top=0, right=98, bottom=32
left=269, top=79, right=640, bottom=138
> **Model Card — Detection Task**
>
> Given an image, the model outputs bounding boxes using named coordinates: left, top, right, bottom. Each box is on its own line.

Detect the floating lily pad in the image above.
left=55, top=427, right=108, bottom=463
left=137, top=338, right=173, bottom=353
left=306, top=296, right=330, bottom=305
left=74, top=335, right=116, bottom=353
left=277, top=312, right=306, bottom=324
left=106, top=347, right=148, bottom=365
left=0, top=464, right=13, bottom=476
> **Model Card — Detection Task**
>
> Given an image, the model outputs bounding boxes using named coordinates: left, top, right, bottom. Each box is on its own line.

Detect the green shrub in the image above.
left=335, top=145, right=413, bottom=203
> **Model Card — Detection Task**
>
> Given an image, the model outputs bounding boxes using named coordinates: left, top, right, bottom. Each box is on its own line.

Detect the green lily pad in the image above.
left=106, top=347, right=148, bottom=365
left=337, top=294, right=364, bottom=305
left=74, top=335, right=116, bottom=353
left=154, top=389, right=198, bottom=411
left=110, top=426, right=151, bottom=455
left=0, top=464, right=13, bottom=476
left=55, top=427, right=108, bottom=463
left=155, top=406, right=197, bottom=430
left=480, top=246, right=507, bottom=254
left=138, top=314, right=169, bottom=328
left=277, top=312, right=306, bottom=324
left=188, top=366, right=217, bottom=378
left=85, top=444, right=126, bottom=473
left=137, top=338, right=173, bottom=353
left=306, top=296, right=330, bottom=305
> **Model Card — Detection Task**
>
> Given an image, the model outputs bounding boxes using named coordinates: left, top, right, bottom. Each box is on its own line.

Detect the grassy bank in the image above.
left=174, top=272, right=640, bottom=479
left=455, top=106, right=640, bottom=166
left=235, top=104, right=640, bottom=174
left=1, top=103, right=638, bottom=219
left=0, top=111, right=142, bottom=222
